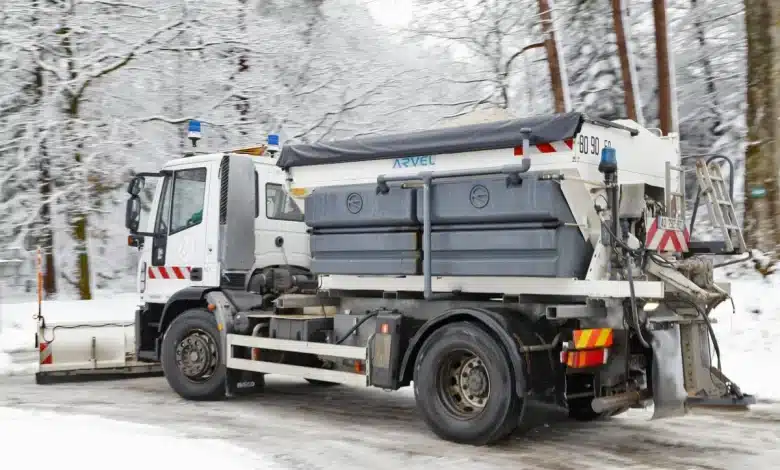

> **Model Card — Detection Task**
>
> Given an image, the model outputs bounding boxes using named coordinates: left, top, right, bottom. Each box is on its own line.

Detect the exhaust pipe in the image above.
left=591, top=389, right=652, bottom=414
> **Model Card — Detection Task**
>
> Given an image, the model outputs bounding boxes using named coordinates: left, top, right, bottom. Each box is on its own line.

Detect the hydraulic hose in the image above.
left=335, top=311, right=380, bottom=345
left=600, top=218, right=652, bottom=349
left=625, top=257, right=651, bottom=349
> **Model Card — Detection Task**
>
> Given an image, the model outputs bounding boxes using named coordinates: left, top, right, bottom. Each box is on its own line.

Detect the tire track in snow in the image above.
left=0, top=374, right=777, bottom=470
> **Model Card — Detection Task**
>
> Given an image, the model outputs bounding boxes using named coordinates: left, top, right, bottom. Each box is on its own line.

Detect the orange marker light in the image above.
left=290, top=187, right=307, bottom=197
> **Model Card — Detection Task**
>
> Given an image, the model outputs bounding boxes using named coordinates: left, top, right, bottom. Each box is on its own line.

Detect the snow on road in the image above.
left=0, top=374, right=778, bottom=470
left=0, top=406, right=285, bottom=470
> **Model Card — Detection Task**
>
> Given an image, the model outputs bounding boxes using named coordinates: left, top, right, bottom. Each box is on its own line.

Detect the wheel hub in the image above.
left=464, top=365, right=488, bottom=396
left=439, top=352, right=491, bottom=418
left=456, top=357, right=489, bottom=409
left=175, top=329, right=218, bottom=382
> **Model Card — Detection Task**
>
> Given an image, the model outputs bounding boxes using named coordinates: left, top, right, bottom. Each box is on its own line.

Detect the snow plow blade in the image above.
left=686, top=393, right=757, bottom=410
left=35, top=365, right=163, bottom=384
left=35, top=320, right=162, bottom=385
left=685, top=366, right=757, bottom=411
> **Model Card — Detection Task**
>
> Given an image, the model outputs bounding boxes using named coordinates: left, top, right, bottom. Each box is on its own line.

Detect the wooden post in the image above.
left=612, top=0, right=640, bottom=122
left=653, top=0, right=673, bottom=135
left=538, top=0, right=567, bottom=113
left=37, top=247, right=43, bottom=318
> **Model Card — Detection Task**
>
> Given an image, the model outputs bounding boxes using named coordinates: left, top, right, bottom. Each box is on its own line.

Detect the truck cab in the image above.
left=124, top=134, right=311, bottom=361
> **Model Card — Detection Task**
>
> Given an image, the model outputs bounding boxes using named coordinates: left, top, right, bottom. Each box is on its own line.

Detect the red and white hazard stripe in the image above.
left=645, top=218, right=690, bottom=253
left=147, top=266, right=193, bottom=280
left=39, top=341, right=53, bottom=365
left=514, top=139, right=574, bottom=157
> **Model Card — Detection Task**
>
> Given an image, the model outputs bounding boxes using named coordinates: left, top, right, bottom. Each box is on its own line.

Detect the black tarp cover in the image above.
left=276, top=112, right=586, bottom=169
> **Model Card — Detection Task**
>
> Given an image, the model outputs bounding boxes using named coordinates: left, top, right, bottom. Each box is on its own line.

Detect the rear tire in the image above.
left=413, top=321, right=521, bottom=445
left=161, top=308, right=226, bottom=401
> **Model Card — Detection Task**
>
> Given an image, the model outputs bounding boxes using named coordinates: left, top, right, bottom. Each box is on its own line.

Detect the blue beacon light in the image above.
left=598, top=146, right=617, bottom=175
left=188, top=120, right=202, bottom=148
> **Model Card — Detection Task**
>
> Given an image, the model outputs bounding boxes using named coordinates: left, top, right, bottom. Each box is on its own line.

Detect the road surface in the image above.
left=0, top=370, right=778, bottom=470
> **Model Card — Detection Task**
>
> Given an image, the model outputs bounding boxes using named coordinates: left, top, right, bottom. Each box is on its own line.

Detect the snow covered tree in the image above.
left=406, top=0, right=552, bottom=115
left=562, top=0, right=638, bottom=120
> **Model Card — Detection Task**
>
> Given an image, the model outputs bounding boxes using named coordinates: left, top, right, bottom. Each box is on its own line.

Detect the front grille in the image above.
left=219, top=155, right=229, bottom=225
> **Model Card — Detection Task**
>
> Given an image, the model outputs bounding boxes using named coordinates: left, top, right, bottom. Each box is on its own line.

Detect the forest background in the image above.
left=0, top=0, right=773, bottom=299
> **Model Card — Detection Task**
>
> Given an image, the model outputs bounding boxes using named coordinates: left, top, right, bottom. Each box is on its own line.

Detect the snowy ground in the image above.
left=0, top=406, right=285, bottom=470
left=0, top=279, right=778, bottom=469
left=0, top=374, right=778, bottom=470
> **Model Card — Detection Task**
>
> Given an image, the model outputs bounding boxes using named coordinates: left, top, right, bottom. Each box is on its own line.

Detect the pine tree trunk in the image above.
left=29, top=0, right=58, bottom=297
left=38, top=140, right=57, bottom=297
left=653, top=0, right=673, bottom=135
left=72, top=210, right=92, bottom=299
left=743, top=0, right=780, bottom=257
left=62, top=27, right=93, bottom=300
left=690, top=0, right=723, bottom=134
left=611, top=0, right=638, bottom=122
left=537, top=0, right=566, bottom=113
left=235, top=0, right=250, bottom=136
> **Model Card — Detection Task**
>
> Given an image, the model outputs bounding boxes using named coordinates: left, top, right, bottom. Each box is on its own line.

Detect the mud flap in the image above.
left=225, top=369, right=265, bottom=397
left=649, top=325, right=688, bottom=419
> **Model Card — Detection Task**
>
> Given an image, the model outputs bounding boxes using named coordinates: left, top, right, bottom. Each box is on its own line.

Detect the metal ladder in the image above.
left=665, top=161, right=686, bottom=224
left=694, top=159, right=747, bottom=254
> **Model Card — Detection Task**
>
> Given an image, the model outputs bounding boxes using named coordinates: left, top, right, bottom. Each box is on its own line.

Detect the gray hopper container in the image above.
left=305, top=173, right=592, bottom=279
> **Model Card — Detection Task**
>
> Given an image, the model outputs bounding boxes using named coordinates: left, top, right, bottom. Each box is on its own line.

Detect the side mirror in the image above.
left=125, top=196, right=141, bottom=232
left=127, top=176, right=145, bottom=196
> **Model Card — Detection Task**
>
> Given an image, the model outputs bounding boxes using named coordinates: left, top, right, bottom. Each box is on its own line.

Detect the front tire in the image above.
left=413, top=321, right=521, bottom=445
left=161, top=308, right=226, bottom=401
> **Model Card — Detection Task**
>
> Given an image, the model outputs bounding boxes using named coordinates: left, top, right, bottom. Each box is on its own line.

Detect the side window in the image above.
left=266, top=183, right=304, bottom=222
left=155, top=177, right=172, bottom=234
left=170, top=167, right=207, bottom=234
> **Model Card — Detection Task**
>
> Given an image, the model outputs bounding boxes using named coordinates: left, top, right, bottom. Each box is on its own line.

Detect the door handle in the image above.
left=190, top=267, right=203, bottom=281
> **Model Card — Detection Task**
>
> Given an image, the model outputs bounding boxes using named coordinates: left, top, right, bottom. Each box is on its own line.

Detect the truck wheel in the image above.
left=413, top=321, right=521, bottom=445
left=161, top=308, right=226, bottom=401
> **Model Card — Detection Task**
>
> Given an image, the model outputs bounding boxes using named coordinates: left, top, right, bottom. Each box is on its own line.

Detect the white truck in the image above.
left=36, top=113, right=754, bottom=445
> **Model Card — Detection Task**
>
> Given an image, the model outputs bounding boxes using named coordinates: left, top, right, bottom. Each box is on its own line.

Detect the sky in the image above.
left=363, top=0, right=414, bottom=27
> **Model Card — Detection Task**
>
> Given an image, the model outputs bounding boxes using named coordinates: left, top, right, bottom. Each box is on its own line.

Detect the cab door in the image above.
left=142, top=165, right=211, bottom=303
left=256, top=166, right=311, bottom=271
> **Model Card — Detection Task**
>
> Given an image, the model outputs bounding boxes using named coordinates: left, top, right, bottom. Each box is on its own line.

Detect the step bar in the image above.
left=225, top=334, right=371, bottom=387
